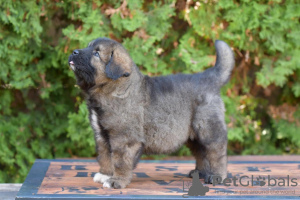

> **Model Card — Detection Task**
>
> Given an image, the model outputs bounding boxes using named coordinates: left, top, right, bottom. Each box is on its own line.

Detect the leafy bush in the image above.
left=0, top=0, right=299, bottom=183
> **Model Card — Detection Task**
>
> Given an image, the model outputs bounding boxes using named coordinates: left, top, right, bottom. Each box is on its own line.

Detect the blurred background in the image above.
left=0, top=0, right=299, bottom=183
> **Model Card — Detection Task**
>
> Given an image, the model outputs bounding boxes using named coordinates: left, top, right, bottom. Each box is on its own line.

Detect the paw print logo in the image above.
left=256, top=176, right=266, bottom=186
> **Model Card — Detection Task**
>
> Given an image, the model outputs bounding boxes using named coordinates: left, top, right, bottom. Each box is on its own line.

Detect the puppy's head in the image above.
left=68, top=38, right=133, bottom=91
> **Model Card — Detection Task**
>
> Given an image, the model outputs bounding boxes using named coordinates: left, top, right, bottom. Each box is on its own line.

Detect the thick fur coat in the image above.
left=68, top=38, right=234, bottom=189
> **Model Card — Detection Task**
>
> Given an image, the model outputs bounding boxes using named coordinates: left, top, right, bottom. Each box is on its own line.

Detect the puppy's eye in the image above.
left=123, top=72, right=130, bottom=77
left=93, top=52, right=100, bottom=57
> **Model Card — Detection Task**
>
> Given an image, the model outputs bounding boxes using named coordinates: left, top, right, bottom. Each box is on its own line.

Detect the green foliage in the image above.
left=67, top=102, right=95, bottom=156
left=0, top=0, right=299, bottom=183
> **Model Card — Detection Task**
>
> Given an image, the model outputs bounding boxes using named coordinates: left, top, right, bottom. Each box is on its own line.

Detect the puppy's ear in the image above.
left=105, top=52, right=124, bottom=80
left=105, top=46, right=131, bottom=80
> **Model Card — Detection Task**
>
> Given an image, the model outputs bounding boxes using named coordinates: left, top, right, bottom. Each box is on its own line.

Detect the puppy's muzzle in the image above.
left=69, top=49, right=79, bottom=71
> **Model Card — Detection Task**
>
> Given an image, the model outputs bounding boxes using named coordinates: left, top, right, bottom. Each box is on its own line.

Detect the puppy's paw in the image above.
left=188, top=169, right=206, bottom=179
left=188, top=169, right=197, bottom=178
left=103, top=180, right=112, bottom=188
left=204, top=174, right=224, bottom=184
left=93, top=172, right=111, bottom=184
left=204, top=175, right=213, bottom=184
left=103, top=178, right=129, bottom=189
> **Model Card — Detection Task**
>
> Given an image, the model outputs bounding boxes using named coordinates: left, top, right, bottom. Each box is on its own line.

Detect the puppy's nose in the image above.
left=72, top=50, right=79, bottom=55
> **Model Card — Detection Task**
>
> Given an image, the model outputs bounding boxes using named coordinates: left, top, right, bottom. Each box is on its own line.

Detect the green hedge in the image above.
left=0, top=0, right=299, bottom=183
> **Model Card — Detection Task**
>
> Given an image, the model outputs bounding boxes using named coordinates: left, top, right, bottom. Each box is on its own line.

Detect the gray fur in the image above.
left=68, top=38, right=235, bottom=189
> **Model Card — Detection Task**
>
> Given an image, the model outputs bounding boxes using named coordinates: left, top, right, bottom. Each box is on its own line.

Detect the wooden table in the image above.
left=15, top=156, right=300, bottom=199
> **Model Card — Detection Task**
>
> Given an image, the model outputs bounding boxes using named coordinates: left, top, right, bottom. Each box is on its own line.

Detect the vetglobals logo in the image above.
left=181, top=173, right=298, bottom=197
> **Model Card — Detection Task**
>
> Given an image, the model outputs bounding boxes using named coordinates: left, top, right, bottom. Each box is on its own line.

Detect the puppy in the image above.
left=68, top=38, right=234, bottom=189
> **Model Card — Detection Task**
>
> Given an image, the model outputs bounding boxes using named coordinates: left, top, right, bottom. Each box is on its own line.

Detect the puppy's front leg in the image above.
left=103, top=141, right=143, bottom=189
left=90, top=109, right=114, bottom=184
left=93, top=138, right=114, bottom=184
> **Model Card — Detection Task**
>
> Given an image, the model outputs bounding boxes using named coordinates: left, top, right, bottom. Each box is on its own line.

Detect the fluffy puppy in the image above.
left=68, top=38, right=234, bottom=189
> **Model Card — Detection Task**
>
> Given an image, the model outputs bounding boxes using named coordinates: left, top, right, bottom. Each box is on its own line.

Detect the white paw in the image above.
left=103, top=181, right=111, bottom=188
left=93, top=172, right=111, bottom=184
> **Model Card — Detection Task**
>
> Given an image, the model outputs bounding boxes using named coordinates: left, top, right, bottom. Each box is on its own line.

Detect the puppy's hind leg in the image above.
left=190, top=99, right=228, bottom=184
left=186, top=139, right=207, bottom=179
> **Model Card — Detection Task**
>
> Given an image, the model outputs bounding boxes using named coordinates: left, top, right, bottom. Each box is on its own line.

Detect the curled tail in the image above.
left=212, top=40, right=235, bottom=86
